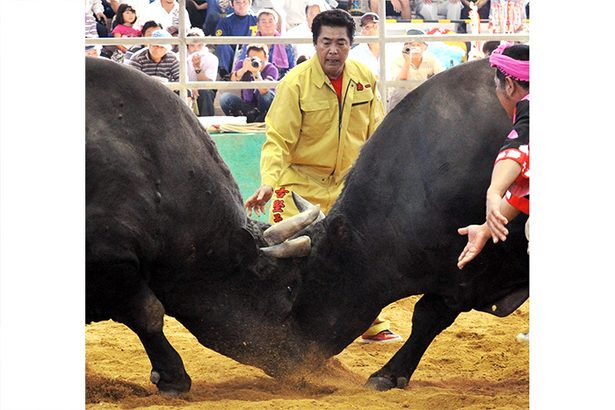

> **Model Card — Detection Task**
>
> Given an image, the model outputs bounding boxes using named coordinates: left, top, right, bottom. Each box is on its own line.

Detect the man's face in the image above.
left=232, top=0, right=251, bottom=16
left=187, top=41, right=204, bottom=54
left=257, top=12, right=277, bottom=35
left=306, top=6, right=321, bottom=29
left=361, top=20, right=378, bottom=36
left=149, top=45, right=168, bottom=61
left=315, top=25, right=350, bottom=79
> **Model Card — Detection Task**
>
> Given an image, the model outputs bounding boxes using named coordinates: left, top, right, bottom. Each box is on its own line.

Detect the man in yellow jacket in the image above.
left=245, top=9, right=401, bottom=344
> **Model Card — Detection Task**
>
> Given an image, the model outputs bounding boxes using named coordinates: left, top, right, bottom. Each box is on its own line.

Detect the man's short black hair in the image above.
left=311, top=9, right=355, bottom=45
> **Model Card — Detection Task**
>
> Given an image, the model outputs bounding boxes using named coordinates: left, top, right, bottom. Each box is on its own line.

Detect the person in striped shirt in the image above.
left=128, top=29, right=180, bottom=83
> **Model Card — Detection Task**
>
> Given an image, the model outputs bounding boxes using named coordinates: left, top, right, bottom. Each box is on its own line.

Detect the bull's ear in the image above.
left=229, top=227, right=258, bottom=267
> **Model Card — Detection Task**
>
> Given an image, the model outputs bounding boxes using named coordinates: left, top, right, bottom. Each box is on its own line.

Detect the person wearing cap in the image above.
left=237, top=8, right=295, bottom=78
left=214, top=0, right=258, bottom=80
left=349, top=12, right=380, bottom=78
left=457, top=43, right=530, bottom=269
left=123, top=20, right=163, bottom=61
left=252, top=0, right=288, bottom=33
left=186, top=27, right=219, bottom=116
left=284, top=1, right=327, bottom=64
left=220, top=43, right=279, bottom=122
left=127, top=29, right=180, bottom=82
left=245, top=9, right=402, bottom=344
left=387, top=28, right=444, bottom=112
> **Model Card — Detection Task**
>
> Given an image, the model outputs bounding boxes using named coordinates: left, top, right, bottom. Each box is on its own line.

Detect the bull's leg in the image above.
left=365, top=294, right=459, bottom=391
left=87, top=260, right=191, bottom=393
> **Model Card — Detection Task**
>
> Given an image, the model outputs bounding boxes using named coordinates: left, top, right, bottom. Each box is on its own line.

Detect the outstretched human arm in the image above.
left=485, top=158, right=521, bottom=242
left=245, top=80, right=301, bottom=216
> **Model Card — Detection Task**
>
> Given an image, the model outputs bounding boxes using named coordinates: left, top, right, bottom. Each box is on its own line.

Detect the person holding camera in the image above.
left=220, top=43, right=279, bottom=123
left=387, top=28, right=444, bottom=112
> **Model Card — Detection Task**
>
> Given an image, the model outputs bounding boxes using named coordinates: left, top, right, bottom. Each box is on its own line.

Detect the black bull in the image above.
left=294, top=57, right=529, bottom=390
left=86, top=56, right=528, bottom=393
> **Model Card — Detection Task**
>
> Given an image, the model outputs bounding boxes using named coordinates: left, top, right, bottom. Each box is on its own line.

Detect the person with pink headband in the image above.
left=457, top=43, right=530, bottom=270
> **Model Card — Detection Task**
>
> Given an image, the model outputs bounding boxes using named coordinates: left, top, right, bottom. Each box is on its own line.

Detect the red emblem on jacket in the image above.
left=356, top=82, right=364, bottom=91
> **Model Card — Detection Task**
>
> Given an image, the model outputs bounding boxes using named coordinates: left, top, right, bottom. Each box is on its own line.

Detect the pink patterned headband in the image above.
left=489, top=43, right=529, bottom=82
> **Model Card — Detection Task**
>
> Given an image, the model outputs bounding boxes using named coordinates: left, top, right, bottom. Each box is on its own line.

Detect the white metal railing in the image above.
left=85, top=0, right=529, bottom=111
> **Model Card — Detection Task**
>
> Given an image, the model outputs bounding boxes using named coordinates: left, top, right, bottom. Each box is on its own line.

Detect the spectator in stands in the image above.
left=123, top=20, right=163, bottom=61
left=369, top=0, right=411, bottom=19
left=140, top=0, right=191, bottom=34
left=110, top=4, right=142, bottom=61
left=186, top=27, right=219, bottom=116
left=387, top=28, right=444, bottom=112
left=237, top=8, right=295, bottom=78
left=110, top=0, right=150, bottom=29
left=458, top=0, right=490, bottom=33
left=252, top=0, right=287, bottom=34
left=214, top=0, right=258, bottom=80
left=416, top=0, right=463, bottom=21
left=203, top=0, right=232, bottom=35
left=285, top=0, right=327, bottom=64
left=186, top=0, right=209, bottom=30
left=128, top=29, right=180, bottom=82
left=86, top=0, right=109, bottom=38
left=349, top=12, right=380, bottom=78
left=220, top=43, right=278, bottom=123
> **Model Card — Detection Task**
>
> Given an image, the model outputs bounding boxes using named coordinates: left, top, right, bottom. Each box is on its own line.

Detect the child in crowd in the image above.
left=112, top=4, right=142, bottom=54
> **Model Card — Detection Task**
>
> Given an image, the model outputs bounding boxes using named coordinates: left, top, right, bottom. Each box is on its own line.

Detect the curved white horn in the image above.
left=260, top=235, right=312, bottom=258
left=263, top=204, right=321, bottom=246
left=293, top=192, right=325, bottom=221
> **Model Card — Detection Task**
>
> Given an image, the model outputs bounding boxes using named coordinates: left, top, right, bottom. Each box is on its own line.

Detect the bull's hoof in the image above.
left=396, top=376, right=409, bottom=389
left=364, top=376, right=395, bottom=391
left=150, top=370, right=192, bottom=394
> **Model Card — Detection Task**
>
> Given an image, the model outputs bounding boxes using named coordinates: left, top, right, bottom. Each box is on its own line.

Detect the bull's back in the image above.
left=86, top=57, right=245, bottom=268
left=336, top=59, right=528, bottom=303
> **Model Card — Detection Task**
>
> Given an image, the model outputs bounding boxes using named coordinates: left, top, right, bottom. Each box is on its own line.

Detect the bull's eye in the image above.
left=287, top=286, right=293, bottom=294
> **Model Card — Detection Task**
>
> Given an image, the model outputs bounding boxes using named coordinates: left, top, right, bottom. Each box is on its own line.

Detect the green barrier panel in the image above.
left=211, top=132, right=269, bottom=223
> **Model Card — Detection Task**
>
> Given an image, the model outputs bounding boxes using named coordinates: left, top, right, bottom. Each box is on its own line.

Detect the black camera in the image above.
left=403, top=46, right=411, bottom=54
left=250, top=56, right=262, bottom=68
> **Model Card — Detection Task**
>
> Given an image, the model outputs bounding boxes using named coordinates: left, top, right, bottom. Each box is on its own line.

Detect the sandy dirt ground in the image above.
left=86, top=297, right=529, bottom=409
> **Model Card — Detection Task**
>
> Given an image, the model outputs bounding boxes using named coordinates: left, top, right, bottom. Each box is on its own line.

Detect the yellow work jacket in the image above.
left=261, top=54, right=384, bottom=190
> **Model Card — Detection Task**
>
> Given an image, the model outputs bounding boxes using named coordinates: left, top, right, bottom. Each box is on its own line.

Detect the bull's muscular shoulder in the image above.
left=86, top=57, right=245, bottom=225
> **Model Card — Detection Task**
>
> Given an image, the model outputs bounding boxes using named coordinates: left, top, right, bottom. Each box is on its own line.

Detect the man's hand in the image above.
left=192, top=53, right=202, bottom=69
left=457, top=223, right=491, bottom=269
left=245, top=185, right=273, bottom=217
